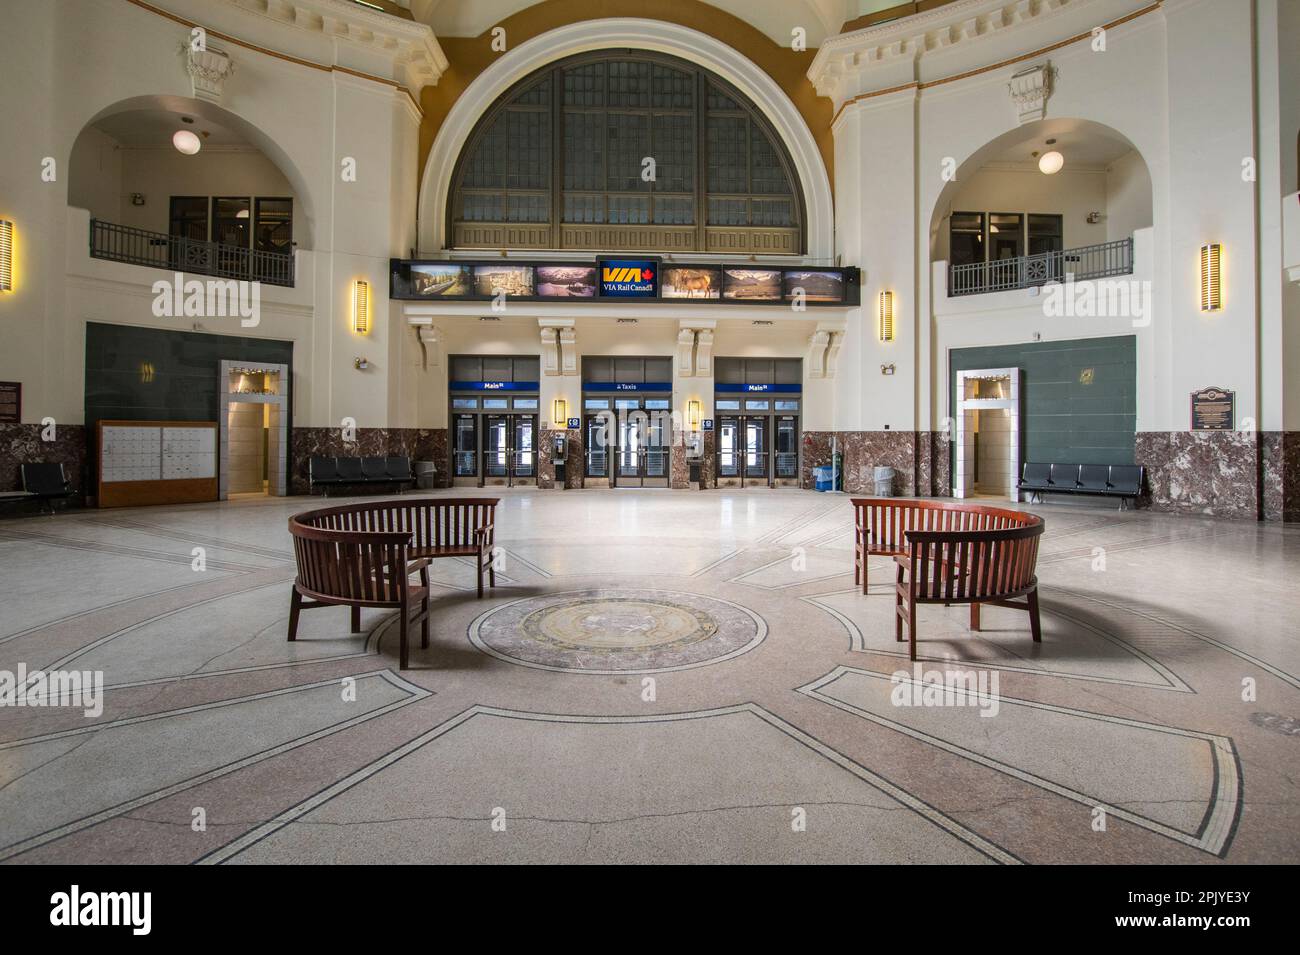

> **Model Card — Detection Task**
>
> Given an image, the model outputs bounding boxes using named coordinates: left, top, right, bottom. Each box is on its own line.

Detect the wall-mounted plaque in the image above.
left=1191, top=386, right=1234, bottom=430
left=0, top=381, right=19, bottom=423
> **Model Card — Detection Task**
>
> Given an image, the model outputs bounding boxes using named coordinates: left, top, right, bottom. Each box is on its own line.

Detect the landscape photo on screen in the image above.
left=536, top=265, right=597, bottom=297
left=661, top=266, right=722, bottom=299
left=723, top=267, right=783, bottom=301
left=410, top=263, right=470, bottom=296
left=473, top=264, right=535, bottom=297
left=783, top=270, right=843, bottom=302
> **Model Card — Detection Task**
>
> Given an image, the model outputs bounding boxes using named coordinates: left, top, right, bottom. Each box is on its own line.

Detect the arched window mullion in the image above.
left=448, top=50, right=804, bottom=254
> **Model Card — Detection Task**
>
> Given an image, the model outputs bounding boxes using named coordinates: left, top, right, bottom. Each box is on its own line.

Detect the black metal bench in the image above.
left=309, top=456, right=416, bottom=496
left=1019, top=462, right=1145, bottom=510
left=1, top=464, right=77, bottom=516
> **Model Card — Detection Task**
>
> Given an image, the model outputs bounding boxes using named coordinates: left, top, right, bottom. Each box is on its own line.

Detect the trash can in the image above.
left=813, top=465, right=834, bottom=492
left=873, top=466, right=895, bottom=496
left=414, top=461, right=437, bottom=490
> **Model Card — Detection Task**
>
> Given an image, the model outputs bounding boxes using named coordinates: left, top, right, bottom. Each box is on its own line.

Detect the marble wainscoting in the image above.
left=700, top=430, right=716, bottom=489
left=566, top=427, right=586, bottom=488
left=670, top=443, right=690, bottom=489
left=912, top=431, right=952, bottom=498
left=1260, top=432, right=1300, bottom=522
left=1135, top=430, right=1259, bottom=520
left=0, top=423, right=89, bottom=502
left=290, top=428, right=449, bottom=494
left=800, top=431, right=918, bottom=495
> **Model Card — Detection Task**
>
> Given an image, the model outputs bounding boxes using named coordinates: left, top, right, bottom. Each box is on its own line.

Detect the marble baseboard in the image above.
left=290, top=427, right=450, bottom=494
left=0, top=423, right=89, bottom=503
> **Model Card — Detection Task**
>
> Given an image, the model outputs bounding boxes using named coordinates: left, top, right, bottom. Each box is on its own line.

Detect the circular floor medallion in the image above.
left=470, top=589, right=766, bottom=673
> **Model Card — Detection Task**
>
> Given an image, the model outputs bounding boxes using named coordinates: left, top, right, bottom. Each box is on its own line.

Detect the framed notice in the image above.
left=0, top=381, right=19, bottom=423
left=1190, top=387, right=1234, bottom=431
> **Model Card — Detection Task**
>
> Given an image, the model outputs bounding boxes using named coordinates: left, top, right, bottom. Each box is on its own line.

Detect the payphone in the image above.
left=552, top=432, right=568, bottom=487
left=685, top=431, right=704, bottom=487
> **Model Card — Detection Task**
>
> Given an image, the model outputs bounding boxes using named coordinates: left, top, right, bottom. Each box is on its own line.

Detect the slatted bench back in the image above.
left=906, top=522, right=1043, bottom=602
left=851, top=497, right=1028, bottom=555
left=296, top=497, right=499, bottom=552
left=288, top=519, right=411, bottom=606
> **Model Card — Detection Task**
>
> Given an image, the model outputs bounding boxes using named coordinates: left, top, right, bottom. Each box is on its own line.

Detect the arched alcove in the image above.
left=69, top=95, right=317, bottom=251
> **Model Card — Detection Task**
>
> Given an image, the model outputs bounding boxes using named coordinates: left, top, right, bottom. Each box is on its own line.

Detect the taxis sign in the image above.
left=599, top=258, right=659, bottom=298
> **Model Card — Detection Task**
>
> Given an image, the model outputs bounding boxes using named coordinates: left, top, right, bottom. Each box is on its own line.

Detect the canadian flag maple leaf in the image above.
left=643, top=269, right=654, bottom=280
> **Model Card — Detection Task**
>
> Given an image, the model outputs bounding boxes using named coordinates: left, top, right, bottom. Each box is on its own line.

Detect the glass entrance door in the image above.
left=774, top=416, right=799, bottom=486
left=643, top=410, right=670, bottom=488
left=717, top=417, right=741, bottom=487
left=743, top=417, right=768, bottom=484
left=482, top=414, right=537, bottom=487
left=615, top=412, right=643, bottom=486
left=453, top=414, right=478, bottom=486
left=512, top=415, right=537, bottom=485
left=483, top=415, right=510, bottom=484
left=585, top=414, right=610, bottom=480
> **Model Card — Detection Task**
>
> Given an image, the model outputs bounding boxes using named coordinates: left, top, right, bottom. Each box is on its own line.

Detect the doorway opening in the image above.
left=953, top=367, right=1021, bottom=501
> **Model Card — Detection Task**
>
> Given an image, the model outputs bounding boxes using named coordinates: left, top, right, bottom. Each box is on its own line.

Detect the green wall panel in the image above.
left=949, top=335, right=1136, bottom=474
left=85, top=322, right=293, bottom=430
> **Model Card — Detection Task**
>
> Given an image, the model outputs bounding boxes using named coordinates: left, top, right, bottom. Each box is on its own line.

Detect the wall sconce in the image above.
left=687, top=399, right=702, bottom=430
left=352, top=279, right=370, bottom=334
left=354, top=357, right=370, bottom=370
left=878, top=290, right=894, bottom=341
left=0, top=219, right=13, bottom=292
left=881, top=363, right=896, bottom=376
left=552, top=397, right=567, bottom=428
left=1199, top=243, right=1222, bottom=311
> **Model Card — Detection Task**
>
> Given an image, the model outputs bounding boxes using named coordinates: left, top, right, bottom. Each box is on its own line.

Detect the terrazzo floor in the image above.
left=1, top=488, right=1297, bottom=864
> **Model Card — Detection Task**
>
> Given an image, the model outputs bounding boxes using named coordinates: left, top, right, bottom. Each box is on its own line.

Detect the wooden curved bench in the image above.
left=851, top=498, right=1045, bottom=661
left=287, top=497, right=500, bottom=669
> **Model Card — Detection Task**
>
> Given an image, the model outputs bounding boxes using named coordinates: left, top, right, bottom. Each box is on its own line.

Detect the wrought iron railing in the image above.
left=948, top=237, right=1132, bottom=296
left=89, top=219, right=295, bottom=287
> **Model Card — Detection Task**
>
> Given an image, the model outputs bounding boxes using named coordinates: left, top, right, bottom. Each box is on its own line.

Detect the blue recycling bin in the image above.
left=813, top=465, right=834, bottom=491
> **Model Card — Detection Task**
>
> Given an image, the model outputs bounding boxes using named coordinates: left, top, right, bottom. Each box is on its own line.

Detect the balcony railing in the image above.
left=89, top=218, right=295, bottom=287
left=948, top=237, right=1132, bottom=296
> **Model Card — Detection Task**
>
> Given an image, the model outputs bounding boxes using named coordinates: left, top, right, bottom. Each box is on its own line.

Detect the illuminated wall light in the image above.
left=687, top=399, right=702, bottom=430
left=1199, top=243, right=1222, bottom=311
left=352, top=279, right=370, bottom=334
left=1037, top=150, right=1064, bottom=175
left=0, top=219, right=13, bottom=292
left=878, top=290, right=894, bottom=342
left=552, top=398, right=568, bottom=428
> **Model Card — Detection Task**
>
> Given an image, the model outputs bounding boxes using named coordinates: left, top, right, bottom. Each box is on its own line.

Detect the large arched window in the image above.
left=449, top=51, right=805, bottom=254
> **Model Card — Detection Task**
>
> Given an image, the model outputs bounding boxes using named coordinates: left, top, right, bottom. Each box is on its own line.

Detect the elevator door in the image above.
left=482, top=414, right=537, bottom=487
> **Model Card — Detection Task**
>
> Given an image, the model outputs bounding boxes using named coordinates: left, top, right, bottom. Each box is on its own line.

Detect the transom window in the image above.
left=449, top=51, right=804, bottom=254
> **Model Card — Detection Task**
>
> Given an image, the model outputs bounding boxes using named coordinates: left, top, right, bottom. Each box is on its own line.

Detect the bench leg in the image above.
left=287, top=589, right=303, bottom=641
left=862, top=555, right=870, bottom=595
left=1027, top=588, right=1042, bottom=643
left=420, top=567, right=430, bottom=650
left=488, top=551, right=497, bottom=589
left=350, top=605, right=362, bottom=634
left=908, top=596, right=918, bottom=661
left=970, top=602, right=981, bottom=632
left=476, top=555, right=484, bottom=599
left=399, top=604, right=409, bottom=669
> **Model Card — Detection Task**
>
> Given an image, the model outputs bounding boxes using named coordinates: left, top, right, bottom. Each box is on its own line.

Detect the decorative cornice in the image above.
left=123, top=0, right=446, bottom=104
left=811, top=0, right=1160, bottom=110
left=825, top=1, right=1162, bottom=125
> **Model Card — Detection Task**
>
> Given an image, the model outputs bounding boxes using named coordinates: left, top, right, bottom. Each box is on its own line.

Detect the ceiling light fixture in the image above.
left=172, top=129, right=202, bottom=155
left=1038, top=139, right=1063, bottom=174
